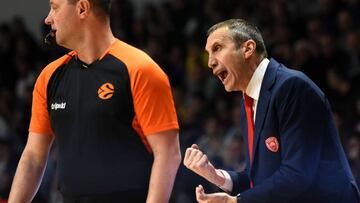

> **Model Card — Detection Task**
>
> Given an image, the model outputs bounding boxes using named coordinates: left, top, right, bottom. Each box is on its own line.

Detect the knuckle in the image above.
left=204, top=154, right=208, bottom=161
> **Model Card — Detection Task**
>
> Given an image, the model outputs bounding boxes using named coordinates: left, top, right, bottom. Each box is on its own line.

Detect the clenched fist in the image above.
left=183, top=144, right=225, bottom=186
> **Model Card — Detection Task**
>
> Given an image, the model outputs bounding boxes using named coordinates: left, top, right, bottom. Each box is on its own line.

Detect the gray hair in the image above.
left=207, top=19, right=268, bottom=58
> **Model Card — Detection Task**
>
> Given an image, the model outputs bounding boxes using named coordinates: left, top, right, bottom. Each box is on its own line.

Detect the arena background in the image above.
left=1, top=0, right=360, bottom=202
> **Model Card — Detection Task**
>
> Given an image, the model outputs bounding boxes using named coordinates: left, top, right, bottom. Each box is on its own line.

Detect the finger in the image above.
left=192, top=143, right=199, bottom=149
left=198, top=153, right=209, bottom=168
left=196, top=185, right=206, bottom=202
left=189, top=150, right=204, bottom=168
left=186, top=147, right=202, bottom=167
left=184, top=146, right=199, bottom=166
left=184, top=147, right=194, bottom=166
left=184, top=143, right=200, bottom=165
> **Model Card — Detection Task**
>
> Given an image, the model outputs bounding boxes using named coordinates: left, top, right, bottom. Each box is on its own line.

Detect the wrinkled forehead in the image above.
left=205, top=27, right=232, bottom=52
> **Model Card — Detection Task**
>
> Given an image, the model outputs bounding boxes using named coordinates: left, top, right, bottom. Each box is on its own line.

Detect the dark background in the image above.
left=1, top=0, right=360, bottom=202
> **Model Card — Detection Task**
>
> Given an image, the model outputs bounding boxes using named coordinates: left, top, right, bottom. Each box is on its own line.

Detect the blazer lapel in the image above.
left=251, top=58, right=279, bottom=165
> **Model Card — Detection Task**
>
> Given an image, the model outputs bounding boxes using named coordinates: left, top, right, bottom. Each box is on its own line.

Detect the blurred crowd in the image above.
left=1, top=0, right=360, bottom=202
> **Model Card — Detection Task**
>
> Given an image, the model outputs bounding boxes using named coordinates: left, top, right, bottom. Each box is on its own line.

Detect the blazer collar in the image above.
left=251, top=58, right=280, bottom=166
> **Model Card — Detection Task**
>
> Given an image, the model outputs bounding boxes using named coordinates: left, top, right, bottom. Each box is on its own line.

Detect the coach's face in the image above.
left=205, top=27, right=254, bottom=92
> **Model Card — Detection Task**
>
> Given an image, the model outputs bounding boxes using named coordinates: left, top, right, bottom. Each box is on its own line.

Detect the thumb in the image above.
left=196, top=184, right=207, bottom=201
left=191, top=143, right=199, bottom=149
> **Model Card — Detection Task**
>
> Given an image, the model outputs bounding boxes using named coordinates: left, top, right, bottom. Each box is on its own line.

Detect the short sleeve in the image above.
left=131, top=60, right=179, bottom=136
left=28, top=71, right=53, bottom=135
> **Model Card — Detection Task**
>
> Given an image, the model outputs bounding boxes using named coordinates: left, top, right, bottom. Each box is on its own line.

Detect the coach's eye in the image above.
left=213, top=45, right=222, bottom=53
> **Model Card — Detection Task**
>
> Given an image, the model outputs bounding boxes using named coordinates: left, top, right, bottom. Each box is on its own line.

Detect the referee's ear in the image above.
left=77, top=0, right=91, bottom=18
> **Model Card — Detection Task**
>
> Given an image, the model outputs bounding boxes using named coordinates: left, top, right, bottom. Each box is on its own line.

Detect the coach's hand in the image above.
left=184, top=144, right=225, bottom=186
left=196, top=184, right=237, bottom=203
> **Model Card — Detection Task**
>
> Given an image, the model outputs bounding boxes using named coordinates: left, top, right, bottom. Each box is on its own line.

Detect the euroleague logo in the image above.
left=97, top=83, right=115, bottom=100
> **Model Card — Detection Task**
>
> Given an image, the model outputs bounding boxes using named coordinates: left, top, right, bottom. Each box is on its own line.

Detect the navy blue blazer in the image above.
left=228, top=58, right=360, bottom=203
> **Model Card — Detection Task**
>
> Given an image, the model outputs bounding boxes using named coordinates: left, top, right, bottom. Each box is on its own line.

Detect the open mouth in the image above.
left=218, top=71, right=228, bottom=82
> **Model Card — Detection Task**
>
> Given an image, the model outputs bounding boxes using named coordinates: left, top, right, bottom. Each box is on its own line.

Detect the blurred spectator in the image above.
left=0, top=139, right=12, bottom=199
left=221, top=132, right=246, bottom=172
left=0, top=137, right=19, bottom=201
left=347, top=135, right=360, bottom=186
left=343, top=31, right=360, bottom=81
left=196, top=116, right=224, bottom=168
left=352, top=97, right=360, bottom=134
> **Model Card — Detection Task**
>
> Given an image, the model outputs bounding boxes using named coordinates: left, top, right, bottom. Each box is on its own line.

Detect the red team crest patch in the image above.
left=265, top=137, right=279, bottom=152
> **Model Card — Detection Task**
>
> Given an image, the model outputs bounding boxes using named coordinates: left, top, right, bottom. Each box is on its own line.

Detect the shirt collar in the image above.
left=245, top=58, right=269, bottom=101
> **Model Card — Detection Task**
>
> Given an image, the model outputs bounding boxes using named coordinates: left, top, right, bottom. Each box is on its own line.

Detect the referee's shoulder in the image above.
left=40, top=51, right=75, bottom=76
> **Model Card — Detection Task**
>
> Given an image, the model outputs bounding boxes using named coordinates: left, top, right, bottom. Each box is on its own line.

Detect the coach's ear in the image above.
left=243, top=39, right=256, bottom=59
